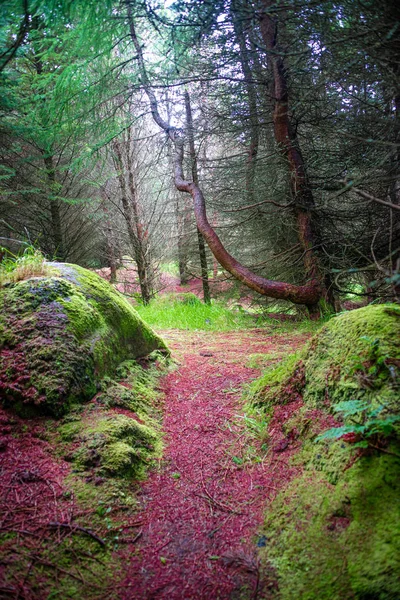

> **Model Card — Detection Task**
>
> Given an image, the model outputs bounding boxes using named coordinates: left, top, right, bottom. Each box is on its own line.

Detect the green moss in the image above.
left=245, top=352, right=285, bottom=369
left=65, top=411, right=158, bottom=472
left=247, top=305, right=400, bottom=413
left=246, top=350, right=305, bottom=409
left=261, top=450, right=400, bottom=599
left=0, top=512, right=119, bottom=600
left=59, top=368, right=163, bottom=480
left=0, top=263, right=168, bottom=416
left=248, top=305, right=400, bottom=598
left=303, top=305, right=399, bottom=408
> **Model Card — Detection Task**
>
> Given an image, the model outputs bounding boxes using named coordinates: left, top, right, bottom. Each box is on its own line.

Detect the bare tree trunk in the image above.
left=174, top=193, right=190, bottom=285
left=34, top=40, right=65, bottom=261
left=184, top=91, right=211, bottom=304
left=43, top=155, right=65, bottom=260
left=113, top=140, right=152, bottom=304
left=126, top=5, right=323, bottom=313
left=100, top=194, right=118, bottom=283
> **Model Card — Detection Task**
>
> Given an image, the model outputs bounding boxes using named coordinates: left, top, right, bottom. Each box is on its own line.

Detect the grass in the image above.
left=135, top=292, right=331, bottom=333
left=136, top=293, right=256, bottom=331
left=0, top=246, right=56, bottom=285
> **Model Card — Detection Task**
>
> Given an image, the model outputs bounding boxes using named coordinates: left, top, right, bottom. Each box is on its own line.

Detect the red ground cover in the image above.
left=117, top=330, right=311, bottom=599
left=1, top=327, right=324, bottom=599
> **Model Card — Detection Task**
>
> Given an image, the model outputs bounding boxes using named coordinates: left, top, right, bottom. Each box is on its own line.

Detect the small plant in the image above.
left=0, top=246, right=54, bottom=285
left=316, top=399, right=400, bottom=451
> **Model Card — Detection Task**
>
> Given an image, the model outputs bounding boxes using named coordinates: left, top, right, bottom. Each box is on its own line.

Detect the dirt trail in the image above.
left=120, top=329, right=309, bottom=600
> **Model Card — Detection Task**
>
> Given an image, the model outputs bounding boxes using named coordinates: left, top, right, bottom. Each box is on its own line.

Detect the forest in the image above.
left=0, top=1, right=399, bottom=599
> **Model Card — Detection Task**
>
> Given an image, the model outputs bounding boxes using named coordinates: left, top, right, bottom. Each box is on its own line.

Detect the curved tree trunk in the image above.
left=126, top=5, right=323, bottom=313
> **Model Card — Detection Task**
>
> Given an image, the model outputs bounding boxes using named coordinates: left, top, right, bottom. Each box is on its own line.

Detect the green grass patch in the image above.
left=136, top=293, right=255, bottom=331
left=0, top=246, right=58, bottom=285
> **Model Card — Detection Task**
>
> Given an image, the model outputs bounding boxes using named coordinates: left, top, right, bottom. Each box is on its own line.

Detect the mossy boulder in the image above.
left=246, top=304, right=400, bottom=599
left=261, top=451, right=400, bottom=600
left=248, top=304, right=400, bottom=412
left=0, top=263, right=168, bottom=416
left=62, top=412, right=162, bottom=479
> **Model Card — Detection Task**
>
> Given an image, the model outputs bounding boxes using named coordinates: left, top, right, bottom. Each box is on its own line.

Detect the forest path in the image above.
left=119, top=328, right=309, bottom=600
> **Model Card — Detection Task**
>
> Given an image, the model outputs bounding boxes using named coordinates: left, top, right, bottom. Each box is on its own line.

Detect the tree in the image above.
left=126, top=1, right=324, bottom=315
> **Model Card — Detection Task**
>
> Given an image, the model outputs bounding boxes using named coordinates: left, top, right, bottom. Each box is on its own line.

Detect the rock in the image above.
left=0, top=263, right=168, bottom=417
left=248, top=304, right=400, bottom=411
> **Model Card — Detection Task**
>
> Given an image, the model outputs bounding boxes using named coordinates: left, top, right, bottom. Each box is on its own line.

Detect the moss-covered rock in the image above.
left=261, top=451, right=400, bottom=600
left=246, top=304, right=400, bottom=598
left=64, top=412, right=162, bottom=479
left=0, top=263, right=168, bottom=416
left=248, top=304, right=400, bottom=412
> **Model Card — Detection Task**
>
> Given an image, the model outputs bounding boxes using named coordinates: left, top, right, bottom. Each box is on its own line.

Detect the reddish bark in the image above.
left=259, top=1, right=324, bottom=288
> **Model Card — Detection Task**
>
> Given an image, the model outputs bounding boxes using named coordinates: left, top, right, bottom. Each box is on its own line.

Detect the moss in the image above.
left=247, top=304, right=400, bottom=413
left=246, top=350, right=305, bottom=409
left=62, top=409, right=161, bottom=477
left=245, top=351, right=286, bottom=369
left=248, top=305, right=400, bottom=598
left=303, top=305, right=399, bottom=408
left=0, top=263, right=168, bottom=416
left=0, top=512, right=119, bottom=600
left=261, top=450, right=400, bottom=599
left=59, top=368, right=163, bottom=480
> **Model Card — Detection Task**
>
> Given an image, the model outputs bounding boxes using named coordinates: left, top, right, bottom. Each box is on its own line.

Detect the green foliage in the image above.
left=316, top=400, right=400, bottom=448
left=0, top=246, right=56, bottom=285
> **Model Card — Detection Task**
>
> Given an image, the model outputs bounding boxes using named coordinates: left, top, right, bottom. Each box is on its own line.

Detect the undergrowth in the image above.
left=136, top=292, right=328, bottom=332
left=0, top=246, right=56, bottom=285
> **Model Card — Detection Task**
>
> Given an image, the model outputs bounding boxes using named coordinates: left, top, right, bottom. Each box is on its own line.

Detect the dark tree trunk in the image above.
left=259, top=1, right=328, bottom=315
left=174, top=193, right=190, bottom=285
left=43, top=155, right=65, bottom=261
left=101, top=196, right=118, bottom=283
left=113, top=141, right=152, bottom=304
left=185, top=91, right=211, bottom=304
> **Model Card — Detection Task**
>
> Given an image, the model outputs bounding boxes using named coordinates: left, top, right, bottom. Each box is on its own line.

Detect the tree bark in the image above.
left=174, top=193, right=190, bottom=285
left=259, top=1, right=326, bottom=311
left=113, top=140, right=152, bottom=304
left=43, top=155, right=65, bottom=261
left=184, top=91, right=211, bottom=304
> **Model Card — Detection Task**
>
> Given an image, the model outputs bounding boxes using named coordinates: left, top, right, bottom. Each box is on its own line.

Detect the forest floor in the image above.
left=0, top=325, right=312, bottom=600
left=115, top=327, right=311, bottom=600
